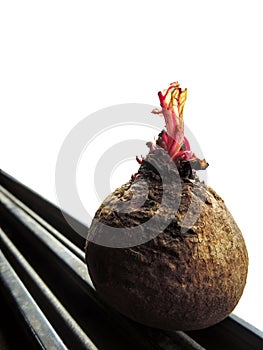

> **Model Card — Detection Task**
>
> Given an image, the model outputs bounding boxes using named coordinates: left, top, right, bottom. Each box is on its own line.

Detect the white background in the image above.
left=1, top=1, right=262, bottom=331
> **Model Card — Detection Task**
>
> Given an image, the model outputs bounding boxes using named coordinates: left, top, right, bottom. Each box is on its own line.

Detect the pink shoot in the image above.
left=150, top=81, right=208, bottom=170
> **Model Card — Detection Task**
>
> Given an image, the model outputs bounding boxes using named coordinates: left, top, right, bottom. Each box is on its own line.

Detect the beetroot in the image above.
left=85, top=82, right=248, bottom=330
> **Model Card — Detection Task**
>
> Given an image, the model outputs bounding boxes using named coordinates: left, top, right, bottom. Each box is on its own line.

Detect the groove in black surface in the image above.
left=186, top=318, right=263, bottom=350
left=0, top=251, right=67, bottom=350
left=0, top=169, right=86, bottom=248
left=0, top=228, right=97, bottom=350
left=0, top=287, right=38, bottom=350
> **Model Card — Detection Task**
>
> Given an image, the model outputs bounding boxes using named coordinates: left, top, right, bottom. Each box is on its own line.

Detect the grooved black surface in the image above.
left=1, top=169, right=262, bottom=350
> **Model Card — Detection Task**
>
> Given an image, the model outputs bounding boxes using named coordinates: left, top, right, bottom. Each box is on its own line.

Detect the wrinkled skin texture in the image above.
left=85, top=152, right=248, bottom=331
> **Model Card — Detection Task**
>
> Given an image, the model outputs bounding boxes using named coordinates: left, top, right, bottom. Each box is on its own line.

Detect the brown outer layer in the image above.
left=86, top=158, right=248, bottom=331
